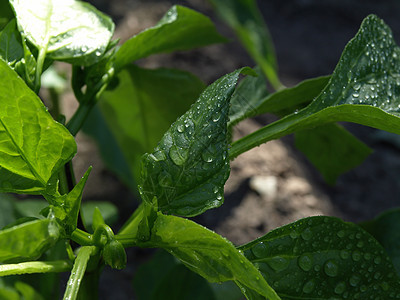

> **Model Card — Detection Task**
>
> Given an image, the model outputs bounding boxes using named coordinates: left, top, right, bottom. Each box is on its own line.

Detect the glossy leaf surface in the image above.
left=295, top=124, right=372, bottom=184
left=238, top=216, right=400, bottom=299
left=361, top=209, right=400, bottom=275
left=0, top=219, right=59, bottom=263
left=114, top=5, right=227, bottom=71
left=230, top=15, right=400, bottom=158
left=0, top=60, right=76, bottom=194
left=209, top=0, right=280, bottom=88
left=140, top=68, right=252, bottom=216
left=99, top=65, right=205, bottom=185
left=10, top=0, right=114, bottom=66
left=148, top=213, right=280, bottom=300
left=228, top=66, right=269, bottom=128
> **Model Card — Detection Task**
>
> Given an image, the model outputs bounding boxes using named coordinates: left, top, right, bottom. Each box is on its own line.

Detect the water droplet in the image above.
left=201, top=152, right=213, bottom=163
left=169, top=145, right=188, bottom=166
left=302, top=279, right=315, bottom=294
left=252, top=242, right=268, bottom=258
left=337, top=230, right=346, bottom=238
left=266, top=256, right=290, bottom=272
left=301, top=228, right=313, bottom=241
left=95, top=50, right=102, bottom=56
left=353, top=92, right=359, bottom=98
left=298, top=254, right=313, bottom=271
left=158, top=171, right=172, bottom=187
left=334, top=281, right=346, bottom=294
left=349, top=274, right=361, bottom=287
left=374, top=256, right=381, bottom=264
left=352, top=250, right=362, bottom=262
left=290, top=231, right=299, bottom=239
left=324, top=260, right=339, bottom=277
left=357, top=241, right=364, bottom=248
left=354, top=83, right=361, bottom=90
left=82, top=46, right=88, bottom=52
left=177, top=124, right=185, bottom=133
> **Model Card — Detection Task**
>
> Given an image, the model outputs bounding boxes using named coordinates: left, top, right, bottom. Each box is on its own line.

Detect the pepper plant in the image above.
left=1, top=0, right=400, bottom=299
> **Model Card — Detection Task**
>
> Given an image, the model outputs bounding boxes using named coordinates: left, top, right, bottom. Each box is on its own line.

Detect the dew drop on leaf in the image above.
left=302, top=279, right=315, bottom=294
left=352, top=250, right=362, bottom=262
left=349, top=274, right=361, bottom=287
left=324, top=259, right=339, bottom=277
left=334, top=281, right=346, bottom=294
left=298, top=254, right=313, bottom=271
left=169, top=145, right=188, bottom=166
left=266, top=256, right=290, bottom=272
left=251, top=242, right=268, bottom=258
left=301, top=228, right=313, bottom=240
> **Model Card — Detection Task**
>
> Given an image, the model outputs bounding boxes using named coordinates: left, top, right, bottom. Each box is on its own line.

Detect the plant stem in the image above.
left=0, top=260, right=71, bottom=276
left=118, top=203, right=144, bottom=236
left=34, top=47, right=47, bottom=94
left=63, top=246, right=96, bottom=300
left=66, top=103, right=93, bottom=136
left=71, top=228, right=94, bottom=246
left=229, top=109, right=310, bottom=159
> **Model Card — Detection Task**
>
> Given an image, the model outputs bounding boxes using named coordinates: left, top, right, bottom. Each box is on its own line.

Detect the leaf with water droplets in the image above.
left=360, top=208, right=400, bottom=276
left=145, top=213, right=280, bottom=300
left=10, top=0, right=115, bottom=66
left=0, top=59, right=76, bottom=194
left=114, top=5, right=227, bottom=71
left=230, top=15, right=400, bottom=158
left=140, top=68, right=253, bottom=217
left=238, top=216, right=400, bottom=299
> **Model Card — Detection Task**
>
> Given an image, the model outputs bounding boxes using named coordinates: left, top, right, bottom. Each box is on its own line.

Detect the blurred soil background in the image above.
left=57, top=0, right=400, bottom=298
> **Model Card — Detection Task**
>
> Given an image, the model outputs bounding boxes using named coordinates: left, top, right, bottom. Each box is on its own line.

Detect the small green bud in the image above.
left=103, top=240, right=127, bottom=270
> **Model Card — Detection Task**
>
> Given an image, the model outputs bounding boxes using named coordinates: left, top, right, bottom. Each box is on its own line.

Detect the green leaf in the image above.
left=133, top=250, right=242, bottom=300
left=0, top=1, right=13, bottom=31
left=148, top=213, right=280, bottom=300
left=14, top=281, right=44, bottom=300
left=209, top=0, right=281, bottom=89
left=49, top=168, right=91, bottom=236
left=80, top=201, right=118, bottom=232
left=255, top=75, right=331, bottom=117
left=82, top=105, right=135, bottom=190
left=14, top=199, right=48, bottom=219
left=140, top=68, right=252, bottom=217
left=228, top=66, right=269, bottom=128
left=0, top=19, right=24, bottom=65
left=230, top=15, right=400, bottom=158
left=0, top=60, right=76, bottom=194
left=360, top=208, right=400, bottom=276
left=114, top=5, right=227, bottom=71
left=0, top=194, right=16, bottom=228
left=238, top=216, right=400, bottom=298
left=0, top=218, right=59, bottom=263
left=99, top=65, right=205, bottom=187
left=9, top=0, right=115, bottom=66
left=295, top=123, right=372, bottom=184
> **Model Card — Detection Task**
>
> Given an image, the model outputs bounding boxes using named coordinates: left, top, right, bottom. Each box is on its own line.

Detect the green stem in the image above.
left=229, top=109, right=309, bottom=159
left=63, top=246, right=97, bottom=300
left=0, top=260, right=71, bottom=277
left=115, top=234, right=138, bottom=248
left=66, top=103, right=93, bottom=136
left=71, top=228, right=94, bottom=246
left=34, top=47, right=47, bottom=94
